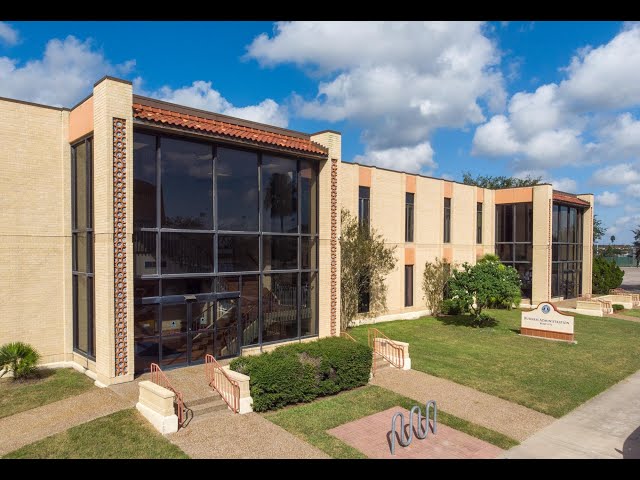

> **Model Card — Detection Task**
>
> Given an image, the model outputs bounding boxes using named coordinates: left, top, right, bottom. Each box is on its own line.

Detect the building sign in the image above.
left=521, top=302, right=575, bottom=343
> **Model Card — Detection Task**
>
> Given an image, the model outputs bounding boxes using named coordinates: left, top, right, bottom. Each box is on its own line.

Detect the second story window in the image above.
left=405, top=192, right=414, bottom=242
left=359, top=186, right=370, bottom=230
left=477, top=202, right=483, bottom=244
left=444, top=197, right=451, bottom=243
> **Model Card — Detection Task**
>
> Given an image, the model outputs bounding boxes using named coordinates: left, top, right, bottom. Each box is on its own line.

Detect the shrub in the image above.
left=422, top=258, right=455, bottom=316
left=593, top=256, right=624, bottom=294
left=441, top=298, right=462, bottom=315
left=612, top=304, right=625, bottom=312
left=230, top=337, right=372, bottom=412
left=0, top=342, right=40, bottom=380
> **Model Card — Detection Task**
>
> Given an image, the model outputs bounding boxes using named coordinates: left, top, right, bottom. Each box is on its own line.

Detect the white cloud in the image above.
left=625, top=184, right=640, bottom=198
left=353, top=142, right=436, bottom=174
left=596, top=191, right=621, bottom=207
left=473, top=23, right=640, bottom=173
left=606, top=213, right=640, bottom=237
left=0, top=35, right=134, bottom=106
left=247, top=21, right=505, bottom=167
left=591, top=163, right=640, bottom=185
left=139, top=80, right=288, bottom=127
left=0, top=22, right=19, bottom=46
left=550, top=177, right=578, bottom=192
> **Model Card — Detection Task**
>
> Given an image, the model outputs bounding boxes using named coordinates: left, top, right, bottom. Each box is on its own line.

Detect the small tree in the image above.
left=448, top=256, right=521, bottom=327
left=633, top=226, right=640, bottom=267
left=593, top=215, right=606, bottom=245
left=422, top=258, right=454, bottom=317
left=593, top=256, right=624, bottom=294
left=340, top=209, right=397, bottom=330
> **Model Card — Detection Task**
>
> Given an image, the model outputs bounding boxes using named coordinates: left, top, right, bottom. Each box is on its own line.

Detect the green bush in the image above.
left=593, top=256, right=624, bottom=294
left=441, top=298, right=462, bottom=315
left=0, top=342, right=40, bottom=380
left=612, top=304, right=625, bottom=312
left=230, top=337, right=372, bottom=412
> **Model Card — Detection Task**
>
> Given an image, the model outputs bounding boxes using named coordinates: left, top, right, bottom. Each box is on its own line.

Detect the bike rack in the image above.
left=390, top=400, right=437, bottom=455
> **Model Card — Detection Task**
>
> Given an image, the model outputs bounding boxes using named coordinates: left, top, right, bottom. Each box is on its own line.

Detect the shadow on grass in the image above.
left=435, top=314, right=498, bottom=328
left=4, top=368, right=56, bottom=386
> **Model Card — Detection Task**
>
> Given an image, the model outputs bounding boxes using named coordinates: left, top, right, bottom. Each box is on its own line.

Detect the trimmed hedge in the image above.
left=230, top=337, right=372, bottom=412
left=612, top=304, right=625, bottom=312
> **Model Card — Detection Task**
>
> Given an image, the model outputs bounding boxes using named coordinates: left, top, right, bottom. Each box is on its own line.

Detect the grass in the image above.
left=3, top=409, right=189, bottom=459
left=263, top=385, right=518, bottom=458
left=0, top=368, right=94, bottom=419
left=622, top=309, right=640, bottom=318
left=349, top=309, right=640, bottom=418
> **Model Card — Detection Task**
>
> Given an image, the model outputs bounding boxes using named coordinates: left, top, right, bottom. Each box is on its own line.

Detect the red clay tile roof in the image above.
left=553, top=191, right=590, bottom=207
left=132, top=103, right=327, bottom=156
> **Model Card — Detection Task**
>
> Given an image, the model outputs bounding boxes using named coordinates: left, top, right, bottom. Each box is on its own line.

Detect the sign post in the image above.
left=521, top=302, right=575, bottom=343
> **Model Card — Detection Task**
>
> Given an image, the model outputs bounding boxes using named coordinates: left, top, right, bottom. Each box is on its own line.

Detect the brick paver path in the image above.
left=371, top=368, right=553, bottom=442
left=328, top=406, right=503, bottom=459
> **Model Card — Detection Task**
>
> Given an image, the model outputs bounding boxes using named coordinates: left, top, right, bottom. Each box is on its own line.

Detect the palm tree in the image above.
left=264, top=173, right=295, bottom=232
left=610, top=235, right=616, bottom=245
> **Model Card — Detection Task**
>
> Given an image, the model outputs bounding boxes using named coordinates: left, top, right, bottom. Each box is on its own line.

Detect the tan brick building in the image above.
left=0, top=76, right=593, bottom=385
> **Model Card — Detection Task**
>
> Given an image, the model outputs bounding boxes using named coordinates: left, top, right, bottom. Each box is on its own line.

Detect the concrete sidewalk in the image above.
left=501, top=370, right=640, bottom=459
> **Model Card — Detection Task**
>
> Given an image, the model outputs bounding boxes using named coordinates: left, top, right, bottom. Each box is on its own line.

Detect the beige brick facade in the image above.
left=0, top=77, right=593, bottom=382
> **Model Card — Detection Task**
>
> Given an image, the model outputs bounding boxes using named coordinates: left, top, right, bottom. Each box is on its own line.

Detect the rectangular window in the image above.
left=262, top=155, right=298, bottom=233
left=443, top=197, right=451, bottom=243
left=216, top=147, right=259, bottom=231
left=477, top=202, right=483, bottom=244
left=357, top=272, right=370, bottom=313
left=404, top=265, right=414, bottom=307
left=358, top=186, right=370, bottom=230
left=551, top=203, right=586, bottom=299
left=405, top=193, right=414, bottom=242
left=72, top=138, right=95, bottom=358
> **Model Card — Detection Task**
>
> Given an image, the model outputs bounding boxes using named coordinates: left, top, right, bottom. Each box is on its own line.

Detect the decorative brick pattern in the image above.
left=330, top=158, right=338, bottom=336
left=113, top=118, right=128, bottom=376
left=521, top=327, right=574, bottom=342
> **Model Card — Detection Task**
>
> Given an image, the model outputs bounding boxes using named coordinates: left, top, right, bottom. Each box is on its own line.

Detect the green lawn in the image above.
left=622, top=309, right=640, bottom=318
left=349, top=309, right=640, bottom=418
left=3, top=409, right=189, bottom=459
left=0, top=368, right=94, bottom=419
left=264, top=385, right=517, bottom=458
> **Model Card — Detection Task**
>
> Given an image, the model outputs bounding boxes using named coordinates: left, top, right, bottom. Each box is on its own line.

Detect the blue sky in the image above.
left=1, top=21, right=638, bottom=243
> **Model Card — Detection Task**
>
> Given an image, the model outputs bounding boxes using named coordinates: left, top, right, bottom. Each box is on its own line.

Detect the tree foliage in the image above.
left=593, top=214, right=606, bottom=244
left=340, top=209, right=397, bottom=330
left=421, top=258, right=454, bottom=317
left=592, top=256, right=624, bottom=294
left=448, top=255, right=522, bottom=327
left=633, top=226, right=640, bottom=267
left=462, top=172, right=542, bottom=189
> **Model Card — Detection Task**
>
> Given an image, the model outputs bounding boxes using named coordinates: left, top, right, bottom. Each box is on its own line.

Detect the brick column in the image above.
left=531, top=185, right=553, bottom=305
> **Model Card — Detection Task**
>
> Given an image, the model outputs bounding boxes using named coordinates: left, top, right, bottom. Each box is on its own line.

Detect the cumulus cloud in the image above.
left=0, top=35, right=134, bottom=106
left=591, top=163, right=640, bottom=185
left=550, top=177, right=578, bottom=192
left=596, top=191, right=621, bottom=207
left=606, top=213, right=640, bottom=237
left=353, top=142, right=436, bottom=174
left=0, top=22, right=19, bottom=46
left=473, top=23, right=640, bottom=173
left=139, top=80, right=288, bottom=127
left=625, top=184, right=640, bottom=198
left=247, top=21, right=505, bottom=168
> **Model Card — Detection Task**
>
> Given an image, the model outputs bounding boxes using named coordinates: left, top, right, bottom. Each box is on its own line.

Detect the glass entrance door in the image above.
left=154, top=292, right=240, bottom=370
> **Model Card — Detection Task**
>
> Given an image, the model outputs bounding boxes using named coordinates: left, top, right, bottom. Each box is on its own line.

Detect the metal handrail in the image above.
left=150, top=363, right=185, bottom=428
left=340, top=331, right=356, bottom=342
left=205, top=354, right=240, bottom=414
left=368, top=328, right=405, bottom=374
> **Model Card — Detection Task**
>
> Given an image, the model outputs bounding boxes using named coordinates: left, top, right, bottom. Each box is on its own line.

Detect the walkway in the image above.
left=168, top=409, right=329, bottom=459
left=371, top=368, right=554, bottom=442
left=328, top=406, right=504, bottom=459
left=501, top=370, right=640, bottom=459
left=621, top=267, right=640, bottom=292
left=0, top=388, right=129, bottom=456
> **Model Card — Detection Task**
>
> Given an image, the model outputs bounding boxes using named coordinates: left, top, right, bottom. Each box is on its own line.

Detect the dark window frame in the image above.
left=358, top=186, right=370, bottom=230
left=495, top=202, right=533, bottom=299
left=551, top=203, right=585, bottom=299
left=133, top=129, right=320, bottom=370
left=404, top=265, right=414, bottom=307
left=477, top=202, right=483, bottom=244
left=443, top=197, right=451, bottom=244
left=405, top=192, right=414, bottom=243
left=71, top=137, right=95, bottom=359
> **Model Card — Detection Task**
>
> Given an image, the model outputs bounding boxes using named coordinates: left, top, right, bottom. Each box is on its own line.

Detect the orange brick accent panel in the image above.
left=69, top=96, right=93, bottom=143
left=494, top=187, right=533, bottom=204
left=330, top=158, right=338, bottom=336
left=404, top=247, right=415, bottom=265
left=476, top=246, right=484, bottom=259
left=113, top=118, right=128, bottom=376
left=405, top=175, right=416, bottom=193
left=443, top=247, right=453, bottom=262
left=476, top=187, right=484, bottom=202
left=521, top=328, right=574, bottom=342
left=359, top=166, right=371, bottom=187
left=443, top=181, right=453, bottom=198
